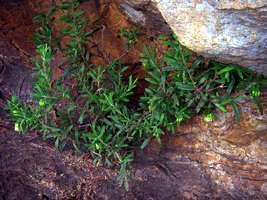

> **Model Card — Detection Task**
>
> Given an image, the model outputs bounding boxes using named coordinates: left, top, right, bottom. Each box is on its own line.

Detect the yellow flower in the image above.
left=251, top=89, right=260, bottom=97
left=203, top=112, right=215, bottom=122
left=95, top=143, right=100, bottom=150
left=176, top=116, right=184, bottom=123
left=14, top=122, right=21, bottom=132
left=12, top=110, right=18, bottom=115
left=39, top=99, right=46, bottom=107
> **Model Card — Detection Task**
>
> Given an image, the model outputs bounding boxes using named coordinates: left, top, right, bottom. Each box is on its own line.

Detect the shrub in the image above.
left=140, top=37, right=265, bottom=127
left=7, top=0, right=265, bottom=190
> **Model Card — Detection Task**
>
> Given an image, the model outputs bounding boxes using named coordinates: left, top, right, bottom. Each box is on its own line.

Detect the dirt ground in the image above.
left=0, top=0, right=266, bottom=199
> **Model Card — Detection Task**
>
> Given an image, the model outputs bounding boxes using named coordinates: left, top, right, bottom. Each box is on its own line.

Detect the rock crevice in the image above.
left=118, top=0, right=267, bottom=75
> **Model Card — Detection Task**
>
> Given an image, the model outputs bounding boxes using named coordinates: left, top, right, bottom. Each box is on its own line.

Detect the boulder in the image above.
left=114, top=0, right=172, bottom=34
left=117, top=0, right=267, bottom=76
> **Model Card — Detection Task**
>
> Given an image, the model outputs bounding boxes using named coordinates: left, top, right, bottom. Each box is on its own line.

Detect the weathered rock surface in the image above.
left=117, top=0, right=267, bottom=76
left=114, top=0, right=172, bottom=34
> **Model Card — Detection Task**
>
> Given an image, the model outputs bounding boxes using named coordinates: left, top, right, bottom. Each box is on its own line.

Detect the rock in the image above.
left=117, top=0, right=267, bottom=76
left=159, top=101, right=267, bottom=198
left=262, top=182, right=267, bottom=194
left=114, top=0, right=172, bottom=35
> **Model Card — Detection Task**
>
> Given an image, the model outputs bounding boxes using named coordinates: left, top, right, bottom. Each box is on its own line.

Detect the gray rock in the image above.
left=117, top=0, right=267, bottom=76
left=115, top=0, right=172, bottom=35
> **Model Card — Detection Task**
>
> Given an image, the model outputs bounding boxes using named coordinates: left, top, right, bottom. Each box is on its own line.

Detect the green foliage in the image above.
left=119, top=27, right=142, bottom=48
left=140, top=37, right=265, bottom=131
left=6, top=0, right=265, bottom=191
left=7, top=96, right=38, bottom=133
left=33, top=2, right=57, bottom=48
left=202, top=111, right=215, bottom=122
left=8, top=0, right=137, bottom=189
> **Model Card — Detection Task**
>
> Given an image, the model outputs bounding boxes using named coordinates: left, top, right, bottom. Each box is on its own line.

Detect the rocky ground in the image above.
left=0, top=0, right=266, bottom=199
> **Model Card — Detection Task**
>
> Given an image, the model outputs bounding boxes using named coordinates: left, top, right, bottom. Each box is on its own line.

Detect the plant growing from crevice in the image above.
left=119, top=27, right=142, bottom=49
left=7, top=0, right=139, bottom=190
left=140, top=36, right=265, bottom=131
left=6, top=0, right=265, bottom=191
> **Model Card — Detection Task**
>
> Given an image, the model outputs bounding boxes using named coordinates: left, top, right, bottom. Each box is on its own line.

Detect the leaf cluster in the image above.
left=140, top=36, right=265, bottom=132
left=119, top=27, right=142, bottom=48
left=7, top=0, right=139, bottom=189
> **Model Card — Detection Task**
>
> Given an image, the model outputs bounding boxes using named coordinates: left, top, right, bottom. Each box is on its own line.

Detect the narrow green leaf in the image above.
left=175, top=82, right=194, bottom=91
left=60, top=15, right=72, bottom=23
left=252, top=96, right=264, bottom=114
left=141, top=138, right=150, bottom=149
left=226, top=78, right=235, bottom=95
left=218, top=66, right=235, bottom=74
left=231, top=102, right=240, bottom=122
left=214, top=103, right=227, bottom=112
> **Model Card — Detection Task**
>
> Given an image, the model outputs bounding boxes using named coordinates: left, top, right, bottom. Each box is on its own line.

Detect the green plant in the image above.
left=7, top=0, right=139, bottom=189
left=139, top=36, right=265, bottom=133
left=119, top=27, right=142, bottom=48
left=7, top=96, right=38, bottom=133
left=202, top=111, right=215, bottom=122
left=6, top=0, right=265, bottom=191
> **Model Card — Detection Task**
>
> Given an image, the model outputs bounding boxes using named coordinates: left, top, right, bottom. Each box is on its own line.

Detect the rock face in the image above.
left=117, top=0, right=267, bottom=76
left=114, top=0, right=172, bottom=34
